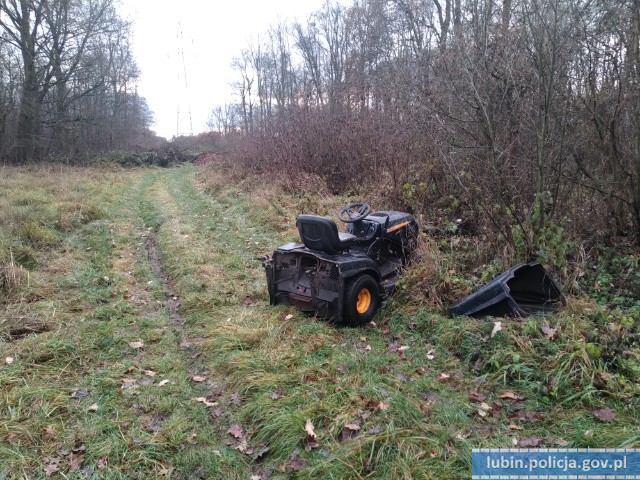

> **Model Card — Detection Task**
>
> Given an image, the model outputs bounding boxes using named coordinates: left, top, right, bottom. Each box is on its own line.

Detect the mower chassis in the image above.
left=264, top=242, right=394, bottom=324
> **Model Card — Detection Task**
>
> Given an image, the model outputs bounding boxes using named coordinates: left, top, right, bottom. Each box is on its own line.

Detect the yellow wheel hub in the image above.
left=356, top=288, right=372, bottom=314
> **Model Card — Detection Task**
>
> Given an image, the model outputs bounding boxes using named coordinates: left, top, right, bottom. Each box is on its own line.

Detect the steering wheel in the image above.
left=338, top=202, right=372, bottom=223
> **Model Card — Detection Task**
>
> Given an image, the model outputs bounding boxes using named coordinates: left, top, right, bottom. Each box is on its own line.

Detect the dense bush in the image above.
left=214, top=0, right=640, bottom=308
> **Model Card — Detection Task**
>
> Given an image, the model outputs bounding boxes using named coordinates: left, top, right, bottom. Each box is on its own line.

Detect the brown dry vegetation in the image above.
left=213, top=0, right=640, bottom=305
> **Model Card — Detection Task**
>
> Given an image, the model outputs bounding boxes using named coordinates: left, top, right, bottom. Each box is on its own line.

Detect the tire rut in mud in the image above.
left=144, top=231, right=185, bottom=326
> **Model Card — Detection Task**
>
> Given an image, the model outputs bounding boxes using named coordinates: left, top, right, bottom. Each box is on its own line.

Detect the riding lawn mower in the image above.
left=262, top=203, right=418, bottom=326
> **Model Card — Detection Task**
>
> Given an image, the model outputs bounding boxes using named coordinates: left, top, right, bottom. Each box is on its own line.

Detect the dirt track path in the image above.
left=111, top=165, right=270, bottom=478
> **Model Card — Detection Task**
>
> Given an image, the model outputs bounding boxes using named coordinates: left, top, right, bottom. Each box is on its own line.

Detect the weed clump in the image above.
left=0, top=258, right=29, bottom=297
left=17, top=221, right=60, bottom=246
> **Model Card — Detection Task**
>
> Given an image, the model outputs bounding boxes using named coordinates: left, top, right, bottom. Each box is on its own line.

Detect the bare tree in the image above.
left=0, top=0, right=151, bottom=162
left=208, top=104, right=238, bottom=134
left=223, top=0, right=640, bottom=248
left=231, top=51, right=255, bottom=133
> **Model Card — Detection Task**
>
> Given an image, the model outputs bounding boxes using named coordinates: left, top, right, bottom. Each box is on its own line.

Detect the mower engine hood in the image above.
left=448, top=262, right=564, bottom=318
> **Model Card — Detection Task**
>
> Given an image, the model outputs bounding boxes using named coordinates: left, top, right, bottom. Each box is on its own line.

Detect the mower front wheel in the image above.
left=343, top=274, right=380, bottom=326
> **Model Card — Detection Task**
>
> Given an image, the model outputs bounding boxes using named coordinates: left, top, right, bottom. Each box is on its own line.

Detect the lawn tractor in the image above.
left=263, top=203, right=418, bottom=326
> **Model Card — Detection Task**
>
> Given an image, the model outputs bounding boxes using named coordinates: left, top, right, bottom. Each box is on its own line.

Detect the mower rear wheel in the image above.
left=343, top=274, right=380, bottom=326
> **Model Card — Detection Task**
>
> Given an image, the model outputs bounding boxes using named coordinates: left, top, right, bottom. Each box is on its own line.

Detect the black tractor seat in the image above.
left=296, top=214, right=358, bottom=254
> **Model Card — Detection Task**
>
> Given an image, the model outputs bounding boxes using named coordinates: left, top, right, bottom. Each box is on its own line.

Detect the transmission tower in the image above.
left=176, top=22, right=193, bottom=137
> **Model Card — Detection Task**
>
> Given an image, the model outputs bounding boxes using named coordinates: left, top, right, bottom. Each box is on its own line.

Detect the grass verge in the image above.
left=0, top=160, right=638, bottom=479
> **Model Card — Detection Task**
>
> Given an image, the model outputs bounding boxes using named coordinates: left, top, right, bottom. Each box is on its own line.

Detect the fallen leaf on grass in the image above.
left=227, top=424, right=244, bottom=439
left=121, top=378, right=136, bottom=389
left=437, top=373, right=450, bottom=382
left=476, top=401, right=493, bottom=418
left=191, top=375, right=207, bottom=382
left=193, top=397, right=217, bottom=407
left=426, top=350, right=435, bottom=360
left=500, top=391, right=524, bottom=401
left=271, top=389, right=282, bottom=400
left=507, top=424, right=523, bottom=430
left=422, top=392, right=436, bottom=405
left=284, top=314, right=294, bottom=320
left=88, top=403, right=99, bottom=412
left=157, top=379, right=170, bottom=387
left=341, top=423, right=361, bottom=441
left=491, top=321, right=503, bottom=338
left=72, top=444, right=86, bottom=453
left=250, top=469, right=270, bottom=480
left=43, top=462, right=60, bottom=476
left=486, top=401, right=503, bottom=418
left=303, top=435, right=320, bottom=452
left=4, top=432, right=18, bottom=443
left=129, top=341, right=144, bottom=349
left=230, top=392, right=242, bottom=405
left=518, top=437, right=543, bottom=447
left=157, top=465, right=173, bottom=477
left=468, top=391, right=486, bottom=402
left=366, top=400, right=390, bottom=411
left=593, top=407, right=616, bottom=422
left=143, top=370, right=156, bottom=377
left=305, top=419, right=317, bottom=439
left=250, top=444, right=270, bottom=460
left=243, top=296, right=255, bottom=306
left=68, top=453, right=84, bottom=472
left=289, top=450, right=308, bottom=471
left=541, top=325, right=558, bottom=339
left=359, top=410, right=372, bottom=421
left=303, top=373, right=319, bottom=383
left=41, top=427, right=57, bottom=441
left=508, top=410, right=546, bottom=422
left=70, top=389, right=89, bottom=400
left=5, top=357, right=14, bottom=365
left=81, top=467, right=95, bottom=476
left=397, top=345, right=410, bottom=352
left=236, top=439, right=249, bottom=453
left=98, top=458, right=107, bottom=470
left=142, top=415, right=166, bottom=433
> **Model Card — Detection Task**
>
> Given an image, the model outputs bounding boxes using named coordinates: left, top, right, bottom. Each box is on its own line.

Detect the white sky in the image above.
left=119, top=0, right=335, bottom=139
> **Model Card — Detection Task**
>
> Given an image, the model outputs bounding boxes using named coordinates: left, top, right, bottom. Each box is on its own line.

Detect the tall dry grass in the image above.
left=0, top=164, right=118, bottom=301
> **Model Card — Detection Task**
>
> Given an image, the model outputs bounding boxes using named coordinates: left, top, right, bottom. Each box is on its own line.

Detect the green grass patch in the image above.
left=0, top=160, right=638, bottom=478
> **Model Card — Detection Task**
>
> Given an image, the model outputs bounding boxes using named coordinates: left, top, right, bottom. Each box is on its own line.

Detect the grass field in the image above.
left=1, top=161, right=639, bottom=479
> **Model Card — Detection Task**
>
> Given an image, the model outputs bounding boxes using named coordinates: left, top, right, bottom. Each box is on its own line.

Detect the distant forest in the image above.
left=0, top=0, right=160, bottom=163
left=213, top=0, right=640, bottom=251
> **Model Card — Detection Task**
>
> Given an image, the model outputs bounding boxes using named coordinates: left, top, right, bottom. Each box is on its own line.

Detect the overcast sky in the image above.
left=119, top=0, right=335, bottom=139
